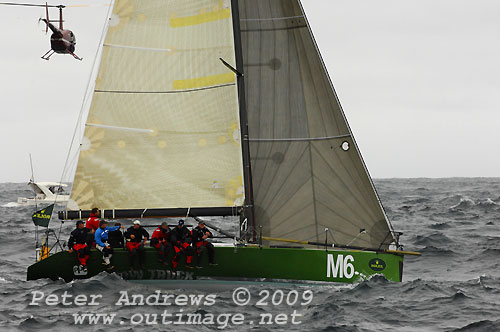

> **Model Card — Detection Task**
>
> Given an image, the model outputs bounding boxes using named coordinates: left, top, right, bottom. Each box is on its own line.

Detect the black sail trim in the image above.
left=59, top=207, right=242, bottom=220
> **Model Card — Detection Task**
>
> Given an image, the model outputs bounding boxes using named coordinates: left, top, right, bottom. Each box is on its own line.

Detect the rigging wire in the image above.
left=0, top=2, right=111, bottom=8
left=29, top=153, right=37, bottom=210
left=0, top=2, right=64, bottom=7
left=56, top=0, right=113, bottom=192
left=53, top=0, right=114, bottom=243
left=29, top=153, right=39, bottom=261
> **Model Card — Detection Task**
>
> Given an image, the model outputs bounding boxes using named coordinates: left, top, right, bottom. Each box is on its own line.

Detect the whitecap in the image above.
left=1, top=202, right=19, bottom=207
left=449, top=197, right=475, bottom=209
left=478, top=198, right=499, bottom=206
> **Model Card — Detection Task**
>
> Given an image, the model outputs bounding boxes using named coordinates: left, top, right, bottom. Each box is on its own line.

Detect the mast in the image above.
left=231, top=0, right=255, bottom=241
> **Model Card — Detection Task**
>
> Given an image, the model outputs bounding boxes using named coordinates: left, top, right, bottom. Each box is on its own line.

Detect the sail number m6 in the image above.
left=326, top=254, right=355, bottom=279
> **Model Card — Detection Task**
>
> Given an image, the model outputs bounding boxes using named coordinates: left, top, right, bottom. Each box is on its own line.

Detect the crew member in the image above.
left=95, top=220, right=121, bottom=269
left=151, top=221, right=171, bottom=265
left=68, top=220, right=91, bottom=271
left=108, top=222, right=124, bottom=249
left=191, top=220, right=216, bottom=267
left=124, top=220, right=149, bottom=270
left=85, top=207, right=100, bottom=234
left=170, top=219, right=194, bottom=269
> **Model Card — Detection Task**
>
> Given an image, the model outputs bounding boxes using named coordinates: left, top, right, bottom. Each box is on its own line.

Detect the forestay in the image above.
left=69, top=0, right=245, bottom=211
left=238, top=0, right=396, bottom=249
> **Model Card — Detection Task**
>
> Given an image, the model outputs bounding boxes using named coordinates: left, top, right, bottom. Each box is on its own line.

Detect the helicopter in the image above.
left=0, top=2, right=82, bottom=60
left=39, top=2, right=82, bottom=60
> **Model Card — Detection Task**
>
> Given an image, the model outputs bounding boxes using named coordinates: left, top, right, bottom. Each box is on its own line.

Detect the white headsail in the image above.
left=69, top=0, right=245, bottom=211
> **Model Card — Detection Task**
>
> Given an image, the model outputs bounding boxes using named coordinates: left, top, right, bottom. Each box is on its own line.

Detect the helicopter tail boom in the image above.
left=40, top=18, right=58, bottom=34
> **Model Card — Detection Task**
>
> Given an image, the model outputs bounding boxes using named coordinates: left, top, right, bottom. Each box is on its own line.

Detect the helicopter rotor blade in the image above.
left=0, top=2, right=110, bottom=8
left=45, top=2, right=48, bottom=33
left=0, top=2, right=61, bottom=8
left=65, top=4, right=110, bottom=7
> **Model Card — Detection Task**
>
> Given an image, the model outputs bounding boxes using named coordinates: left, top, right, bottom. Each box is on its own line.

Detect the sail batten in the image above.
left=248, top=134, right=351, bottom=142
left=241, top=15, right=303, bottom=22
left=94, top=82, right=235, bottom=94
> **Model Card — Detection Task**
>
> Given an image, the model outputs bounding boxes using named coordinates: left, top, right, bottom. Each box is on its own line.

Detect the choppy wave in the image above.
left=477, top=198, right=500, bottom=207
left=2, top=202, right=20, bottom=207
left=449, top=197, right=476, bottom=210
left=448, top=196, right=500, bottom=212
left=413, top=232, right=454, bottom=246
left=451, top=319, right=500, bottom=332
left=429, top=222, right=452, bottom=230
left=2, top=179, right=500, bottom=332
left=419, top=246, right=457, bottom=256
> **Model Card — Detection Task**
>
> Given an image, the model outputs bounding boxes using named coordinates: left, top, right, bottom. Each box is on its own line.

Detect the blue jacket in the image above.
left=95, top=226, right=120, bottom=247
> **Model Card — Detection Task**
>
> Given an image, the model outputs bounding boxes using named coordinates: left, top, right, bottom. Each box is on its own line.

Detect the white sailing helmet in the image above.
left=133, top=220, right=141, bottom=225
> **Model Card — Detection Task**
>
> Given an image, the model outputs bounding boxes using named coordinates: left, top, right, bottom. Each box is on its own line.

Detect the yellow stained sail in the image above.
left=69, top=0, right=244, bottom=210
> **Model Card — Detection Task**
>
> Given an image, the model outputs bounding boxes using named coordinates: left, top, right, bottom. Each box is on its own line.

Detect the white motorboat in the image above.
left=17, top=181, right=69, bottom=206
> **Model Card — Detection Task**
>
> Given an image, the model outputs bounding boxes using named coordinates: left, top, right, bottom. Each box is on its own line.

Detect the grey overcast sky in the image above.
left=0, top=0, right=499, bottom=183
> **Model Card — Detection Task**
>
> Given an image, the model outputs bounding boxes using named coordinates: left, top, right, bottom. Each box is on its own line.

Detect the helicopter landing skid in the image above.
left=68, top=51, right=83, bottom=61
left=40, top=50, right=82, bottom=61
left=41, top=49, right=55, bottom=60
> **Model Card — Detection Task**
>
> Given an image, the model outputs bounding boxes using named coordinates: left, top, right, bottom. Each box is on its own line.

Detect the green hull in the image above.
left=27, top=246, right=403, bottom=284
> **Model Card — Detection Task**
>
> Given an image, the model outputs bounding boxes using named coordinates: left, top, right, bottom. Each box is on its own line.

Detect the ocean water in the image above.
left=1, top=178, right=500, bottom=332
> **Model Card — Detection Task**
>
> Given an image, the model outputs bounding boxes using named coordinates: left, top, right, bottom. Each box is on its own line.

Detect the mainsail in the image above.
left=68, top=0, right=245, bottom=213
left=237, top=0, right=396, bottom=250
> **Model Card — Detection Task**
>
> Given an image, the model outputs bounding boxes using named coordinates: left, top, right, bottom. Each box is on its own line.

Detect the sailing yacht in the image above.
left=28, top=0, right=418, bottom=284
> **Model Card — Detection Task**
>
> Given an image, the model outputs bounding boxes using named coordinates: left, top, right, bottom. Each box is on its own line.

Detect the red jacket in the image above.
left=85, top=214, right=100, bottom=231
left=151, top=227, right=170, bottom=242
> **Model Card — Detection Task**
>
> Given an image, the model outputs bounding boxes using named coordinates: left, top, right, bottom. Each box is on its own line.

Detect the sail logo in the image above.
left=326, top=254, right=355, bottom=279
left=33, top=212, right=51, bottom=219
left=368, top=258, right=386, bottom=271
